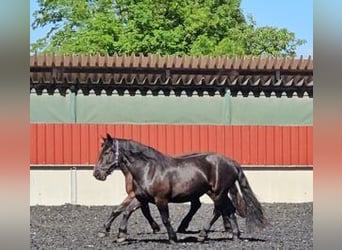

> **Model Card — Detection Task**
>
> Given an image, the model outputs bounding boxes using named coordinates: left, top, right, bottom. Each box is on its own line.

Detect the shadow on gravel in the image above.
left=114, top=236, right=266, bottom=246
left=177, top=230, right=200, bottom=234
left=114, top=239, right=172, bottom=245
left=136, top=229, right=201, bottom=235
left=113, top=236, right=267, bottom=245
left=176, top=230, right=267, bottom=242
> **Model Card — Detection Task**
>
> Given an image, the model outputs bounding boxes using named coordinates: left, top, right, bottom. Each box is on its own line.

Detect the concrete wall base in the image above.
left=30, top=168, right=313, bottom=206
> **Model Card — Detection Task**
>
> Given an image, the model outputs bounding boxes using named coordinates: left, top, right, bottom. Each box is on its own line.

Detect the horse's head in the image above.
left=93, top=133, right=120, bottom=181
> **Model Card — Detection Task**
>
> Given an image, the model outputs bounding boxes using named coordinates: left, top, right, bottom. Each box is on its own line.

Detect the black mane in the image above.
left=118, top=138, right=173, bottom=164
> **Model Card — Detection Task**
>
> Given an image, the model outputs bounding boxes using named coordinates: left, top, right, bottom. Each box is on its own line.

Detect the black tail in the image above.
left=235, top=162, right=268, bottom=233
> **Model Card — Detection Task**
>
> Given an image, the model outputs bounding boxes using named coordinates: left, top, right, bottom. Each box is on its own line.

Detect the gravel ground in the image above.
left=30, top=202, right=312, bottom=250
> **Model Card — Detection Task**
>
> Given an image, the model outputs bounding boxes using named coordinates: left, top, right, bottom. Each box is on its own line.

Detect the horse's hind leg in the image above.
left=221, top=196, right=241, bottom=240
left=222, top=215, right=234, bottom=239
left=230, top=213, right=241, bottom=238
left=223, top=193, right=241, bottom=238
left=198, top=208, right=221, bottom=242
left=177, top=198, right=201, bottom=233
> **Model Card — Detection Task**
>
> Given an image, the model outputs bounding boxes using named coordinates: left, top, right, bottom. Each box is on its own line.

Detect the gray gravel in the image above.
left=30, top=202, right=312, bottom=249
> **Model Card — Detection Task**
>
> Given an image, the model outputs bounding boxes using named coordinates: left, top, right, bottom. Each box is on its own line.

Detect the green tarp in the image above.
left=30, top=93, right=312, bottom=125
left=229, top=95, right=312, bottom=125
left=30, top=93, right=76, bottom=123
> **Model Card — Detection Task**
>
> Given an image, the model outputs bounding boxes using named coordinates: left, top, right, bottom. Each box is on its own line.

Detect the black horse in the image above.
left=94, top=134, right=267, bottom=243
left=97, top=151, right=245, bottom=242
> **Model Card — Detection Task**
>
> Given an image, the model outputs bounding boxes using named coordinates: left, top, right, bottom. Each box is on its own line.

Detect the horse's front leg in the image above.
left=177, top=198, right=201, bottom=233
left=139, top=202, right=161, bottom=233
left=98, top=195, right=134, bottom=237
left=116, top=198, right=140, bottom=242
left=155, top=200, right=177, bottom=243
left=116, top=198, right=160, bottom=242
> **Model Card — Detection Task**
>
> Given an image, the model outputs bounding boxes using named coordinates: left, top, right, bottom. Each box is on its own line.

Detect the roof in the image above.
left=30, top=54, right=313, bottom=98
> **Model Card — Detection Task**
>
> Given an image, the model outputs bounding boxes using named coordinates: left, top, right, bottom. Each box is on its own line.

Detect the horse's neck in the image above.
left=119, top=139, right=169, bottom=175
left=126, top=139, right=167, bottom=161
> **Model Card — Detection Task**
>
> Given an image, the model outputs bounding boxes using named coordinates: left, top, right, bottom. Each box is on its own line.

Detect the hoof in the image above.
left=197, top=235, right=207, bottom=242
left=168, top=234, right=177, bottom=244
left=227, top=232, right=234, bottom=240
left=115, top=237, right=127, bottom=243
left=97, top=231, right=109, bottom=238
left=168, top=239, right=177, bottom=244
left=177, top=228, right=186, bottom=234
left=198, top=231, right=207, bottom=242
left=237, top=232, right=241, bottom=239
left=152, top=226, right=161, bottom=233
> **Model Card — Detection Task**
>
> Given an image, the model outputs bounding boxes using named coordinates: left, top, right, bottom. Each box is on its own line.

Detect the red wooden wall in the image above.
left=30, top=124, right=313, bottom=166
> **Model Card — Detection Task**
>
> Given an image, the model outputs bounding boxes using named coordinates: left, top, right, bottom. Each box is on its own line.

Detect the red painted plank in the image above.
left=249, top=126, right=258, bottom=164
left=290, top=126, right=299, bottom=164
left=241, top=126, right=250, bottom=164
left=123, top=124, right=133, bottom=140
left=208, top=125, right=217, bottom=154
left=30, top=124, right=37, bottom=164
left=307, top=126, right=313, bottom=165
left=191, top=125, right=200, bottom=152
left=140, top=125, right=149, bottom=146
left=257, top=126, right=266, bottom=165
left=72, top=124, right=81, bottom=164
left=63, top=124, right=72, bottom=164
left=199, top=125, right=209, bottom=153
left=298, top=126, right=307, bottom=165
left=157, top=125, right=166, bottom=154
left=97, top=124, right=107, bottom=140
left=45, top=124, right=55, bottom=164
left=183, top=125, right=192, bottom=154
left=282, top=127, right=291, bottom=164
left=132, top=124, right=141, bottom=143
left=114, top=124, right=124, bottom=138
left=215, top=125, right=225, bottom=156
left=224, top=126, right=234, bottom=158
left=80, top=124, right=90, bottom=164
left=174, top=125, right=183, bottom=155
left=265, top=126, right=275, bottom=165
left=36, top=124, right=46, bottom=164
left=232, top=126, right=242, bottom=163
left=165, top=125, right=175, bottom=155
left=274, top=126, right=283, bottom=165
left=89, top=124, right=99, bottom=164
left=149, top=125, right=158, bottom=150
left=54, top=124, right=64, bottom=164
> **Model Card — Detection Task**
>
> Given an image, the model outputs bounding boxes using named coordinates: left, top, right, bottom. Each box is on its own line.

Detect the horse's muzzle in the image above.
left=93, top=168, right=107, bottom=181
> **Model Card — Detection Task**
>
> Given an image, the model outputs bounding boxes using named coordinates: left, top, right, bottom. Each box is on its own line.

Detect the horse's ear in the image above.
left=106, top=133, right=113, bottom=143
